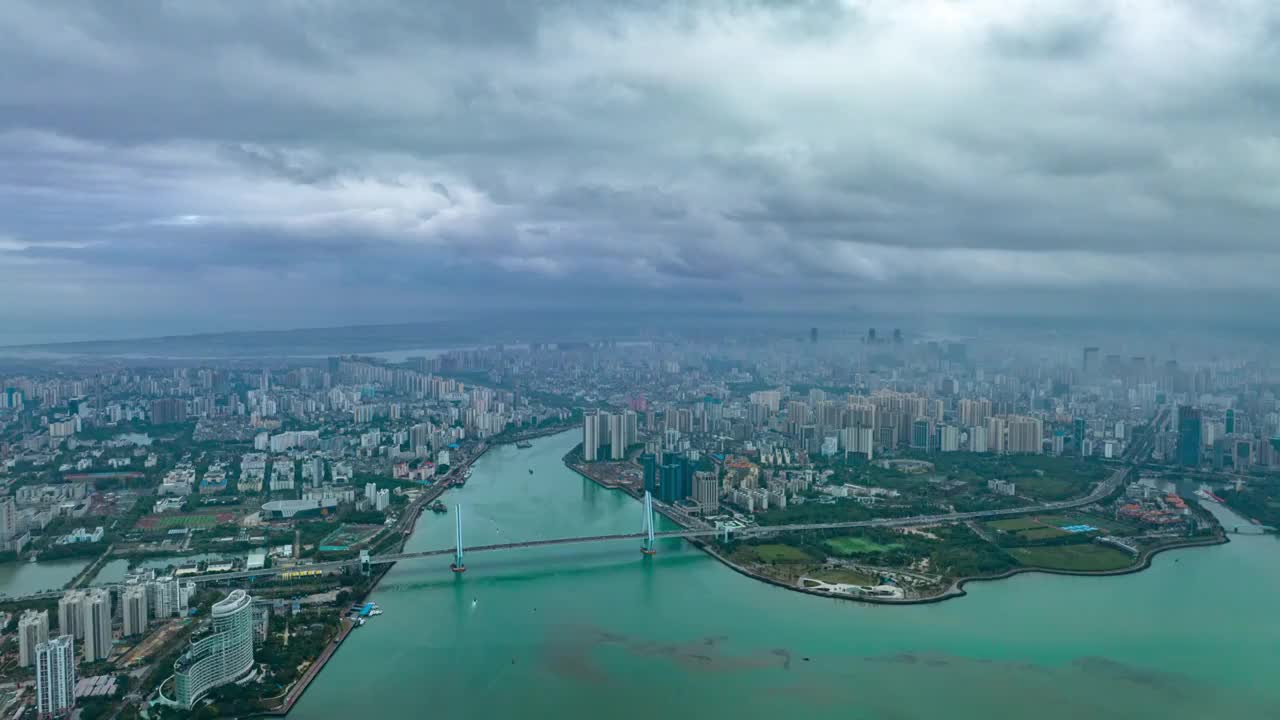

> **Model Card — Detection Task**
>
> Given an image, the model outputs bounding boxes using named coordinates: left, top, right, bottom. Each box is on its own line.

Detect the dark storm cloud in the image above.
left=2, top=0, right=1280, bottom=341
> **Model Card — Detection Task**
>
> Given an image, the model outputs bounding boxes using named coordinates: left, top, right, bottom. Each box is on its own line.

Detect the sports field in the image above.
left=136, top=512, right=233, bottom=530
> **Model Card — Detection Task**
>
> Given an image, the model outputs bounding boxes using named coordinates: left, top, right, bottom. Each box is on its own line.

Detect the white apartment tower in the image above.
left=35, top=635, right=77, bottom=718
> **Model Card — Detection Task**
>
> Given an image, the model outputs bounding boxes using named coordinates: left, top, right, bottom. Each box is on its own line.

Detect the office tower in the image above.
left=608, top=412, right=625, bottom=460
left=122, top=584, right=149, bottom=637
left=1226, top=408, right=1235, bottom=434
left=57, top=591, right=86, bottom=640
left=18, top=609, right=50, bottom=667
left=1178, top=405, right=1203, bottom=467
left=35, top=635, right=77, bottom=718
left=175, top=590, right=255, bottom=709
left=582, top=410, right=601, bottom=462
left=693, top=471, right=720, bottom=513
left=640, top=453, right=657, bottom=494
left=810, top=327, right=818, bottom=344
left=1073, top=417, right=1087, bottom=454
left=1007, top=416, right=1044, bottom=454
left=659, top=459, right=686, bottom=503
left=1082, top=347, right=1099, bottom=373
left=81, top=589, right=113, bottom=663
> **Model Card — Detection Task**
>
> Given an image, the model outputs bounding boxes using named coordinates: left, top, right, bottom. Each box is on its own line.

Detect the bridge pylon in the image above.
left=641, top=491, right=657, bottom=555
left=451, top=505, right=466, bottom=572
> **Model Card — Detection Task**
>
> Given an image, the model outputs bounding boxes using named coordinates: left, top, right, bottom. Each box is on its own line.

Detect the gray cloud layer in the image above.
left=2, top=0, right=1279, bottom=342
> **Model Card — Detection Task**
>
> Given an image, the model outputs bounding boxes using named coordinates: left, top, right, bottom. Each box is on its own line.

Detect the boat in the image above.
left=430, top=501, right=447, bottom=514
left=370, top=608, right=383, bottom=616
left=528, top=468, right=534, bottom=475
left=357, top=617, right=365, bottom=627
left=516, top=440, right=533, bottom=449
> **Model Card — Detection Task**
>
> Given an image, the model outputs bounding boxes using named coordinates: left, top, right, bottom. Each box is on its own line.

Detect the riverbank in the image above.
left=561, top=449, right=1232, bottom=607
left=252, top=442, right=490, bottom=717
left=493, top=421, right=578, bottom=446
left=262, top=618, right=355, bottom=716
left=66, top=544, right=114, bottom=588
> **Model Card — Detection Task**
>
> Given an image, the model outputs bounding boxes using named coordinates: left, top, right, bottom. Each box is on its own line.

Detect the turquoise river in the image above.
left=290, top=430, right=1279, bottom=719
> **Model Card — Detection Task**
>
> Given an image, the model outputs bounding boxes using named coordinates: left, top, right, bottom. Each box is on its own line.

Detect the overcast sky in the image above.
left=2, top=0, right=1279, bottom=344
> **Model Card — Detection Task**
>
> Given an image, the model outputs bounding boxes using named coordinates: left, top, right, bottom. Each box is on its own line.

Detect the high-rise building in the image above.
left=608, top=413, right=625, bottom=460
left=123, top=584, right=149, bottom=637
left=939, top=425, right=960, bottom=452
left=659, top=459, right=686, bottom=503
left=150, top=398, right=187, bottom=425
left=81, top=589, right=113, bottom=663
left=18, top=609, right=49, bottom=667
left=0, top=496, right=20, bottom=552
left=623, top=410, right=639, bottom=447
left=640, top=453, right=657, bottom=495
left=1082, top=347, right=1099, bottom=374
left=1073, top=417, right=1087, bottom=455
left=57, top=591, right=86, bottom=640
left=809, top=327, right=818, bottom=344
left=692, top=471, right=720, bottom=513
left=175, top=590, right=255, bottom=709
left=1007, top=416, right=1044, bottom=454
left=35, top=635, right=76, bottom=718
left=910, top=419, right=933, bottom=451
left=1177, top=405, right=1203, bottom=467
left=969, top=425, right=988, bottom=453
left=839, top=427, right=874, bottom=460
left=582, top=410, right=601, bottom=462
left=986, top=417, right=1008, bottom=454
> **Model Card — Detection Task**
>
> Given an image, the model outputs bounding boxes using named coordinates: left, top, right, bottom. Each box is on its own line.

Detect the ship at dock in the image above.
left=515, top=440, right=533, bottom=449
left=430, top=501, right=447, bottom=514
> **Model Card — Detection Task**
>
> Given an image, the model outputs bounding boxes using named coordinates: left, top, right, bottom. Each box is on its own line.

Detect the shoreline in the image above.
left=560, top=450, right=1231, bottom=607
left=268, top=425, right=574, bottom=716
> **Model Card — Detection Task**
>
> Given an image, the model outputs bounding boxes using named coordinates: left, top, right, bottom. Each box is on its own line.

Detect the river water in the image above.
left=290, top=430, right=1280, bottom=719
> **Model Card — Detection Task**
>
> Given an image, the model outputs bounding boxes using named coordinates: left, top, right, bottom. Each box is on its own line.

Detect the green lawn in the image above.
left=754, top=544, right=814, bottom=563
left=1013, top=475, right=1080, bottom=501
left=986, top=518, right=1043, bottom=532
left=823, top=536, right=901, bottom=556
left=1019, top=527, right=1072, bottom=541
left=811, top=568, right=879, bottom=586
left=1010, top=544, right=1134, bottom=572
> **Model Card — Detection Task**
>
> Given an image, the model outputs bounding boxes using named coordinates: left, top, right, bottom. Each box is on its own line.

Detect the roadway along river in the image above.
left=289, top=430, right=1280, bottom=719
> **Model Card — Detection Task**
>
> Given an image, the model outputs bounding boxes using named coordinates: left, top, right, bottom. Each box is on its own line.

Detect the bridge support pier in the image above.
left=641, top=491, right=657, bottom=555
left=451, top=505, right=466, bottom=572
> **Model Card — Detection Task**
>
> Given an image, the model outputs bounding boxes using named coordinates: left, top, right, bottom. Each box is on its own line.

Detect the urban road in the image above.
left=8, top=410, right=1164, bottom=603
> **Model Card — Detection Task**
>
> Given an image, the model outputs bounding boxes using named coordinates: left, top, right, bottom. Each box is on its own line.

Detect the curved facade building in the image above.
left=175, top=590, right=255, bottom=708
